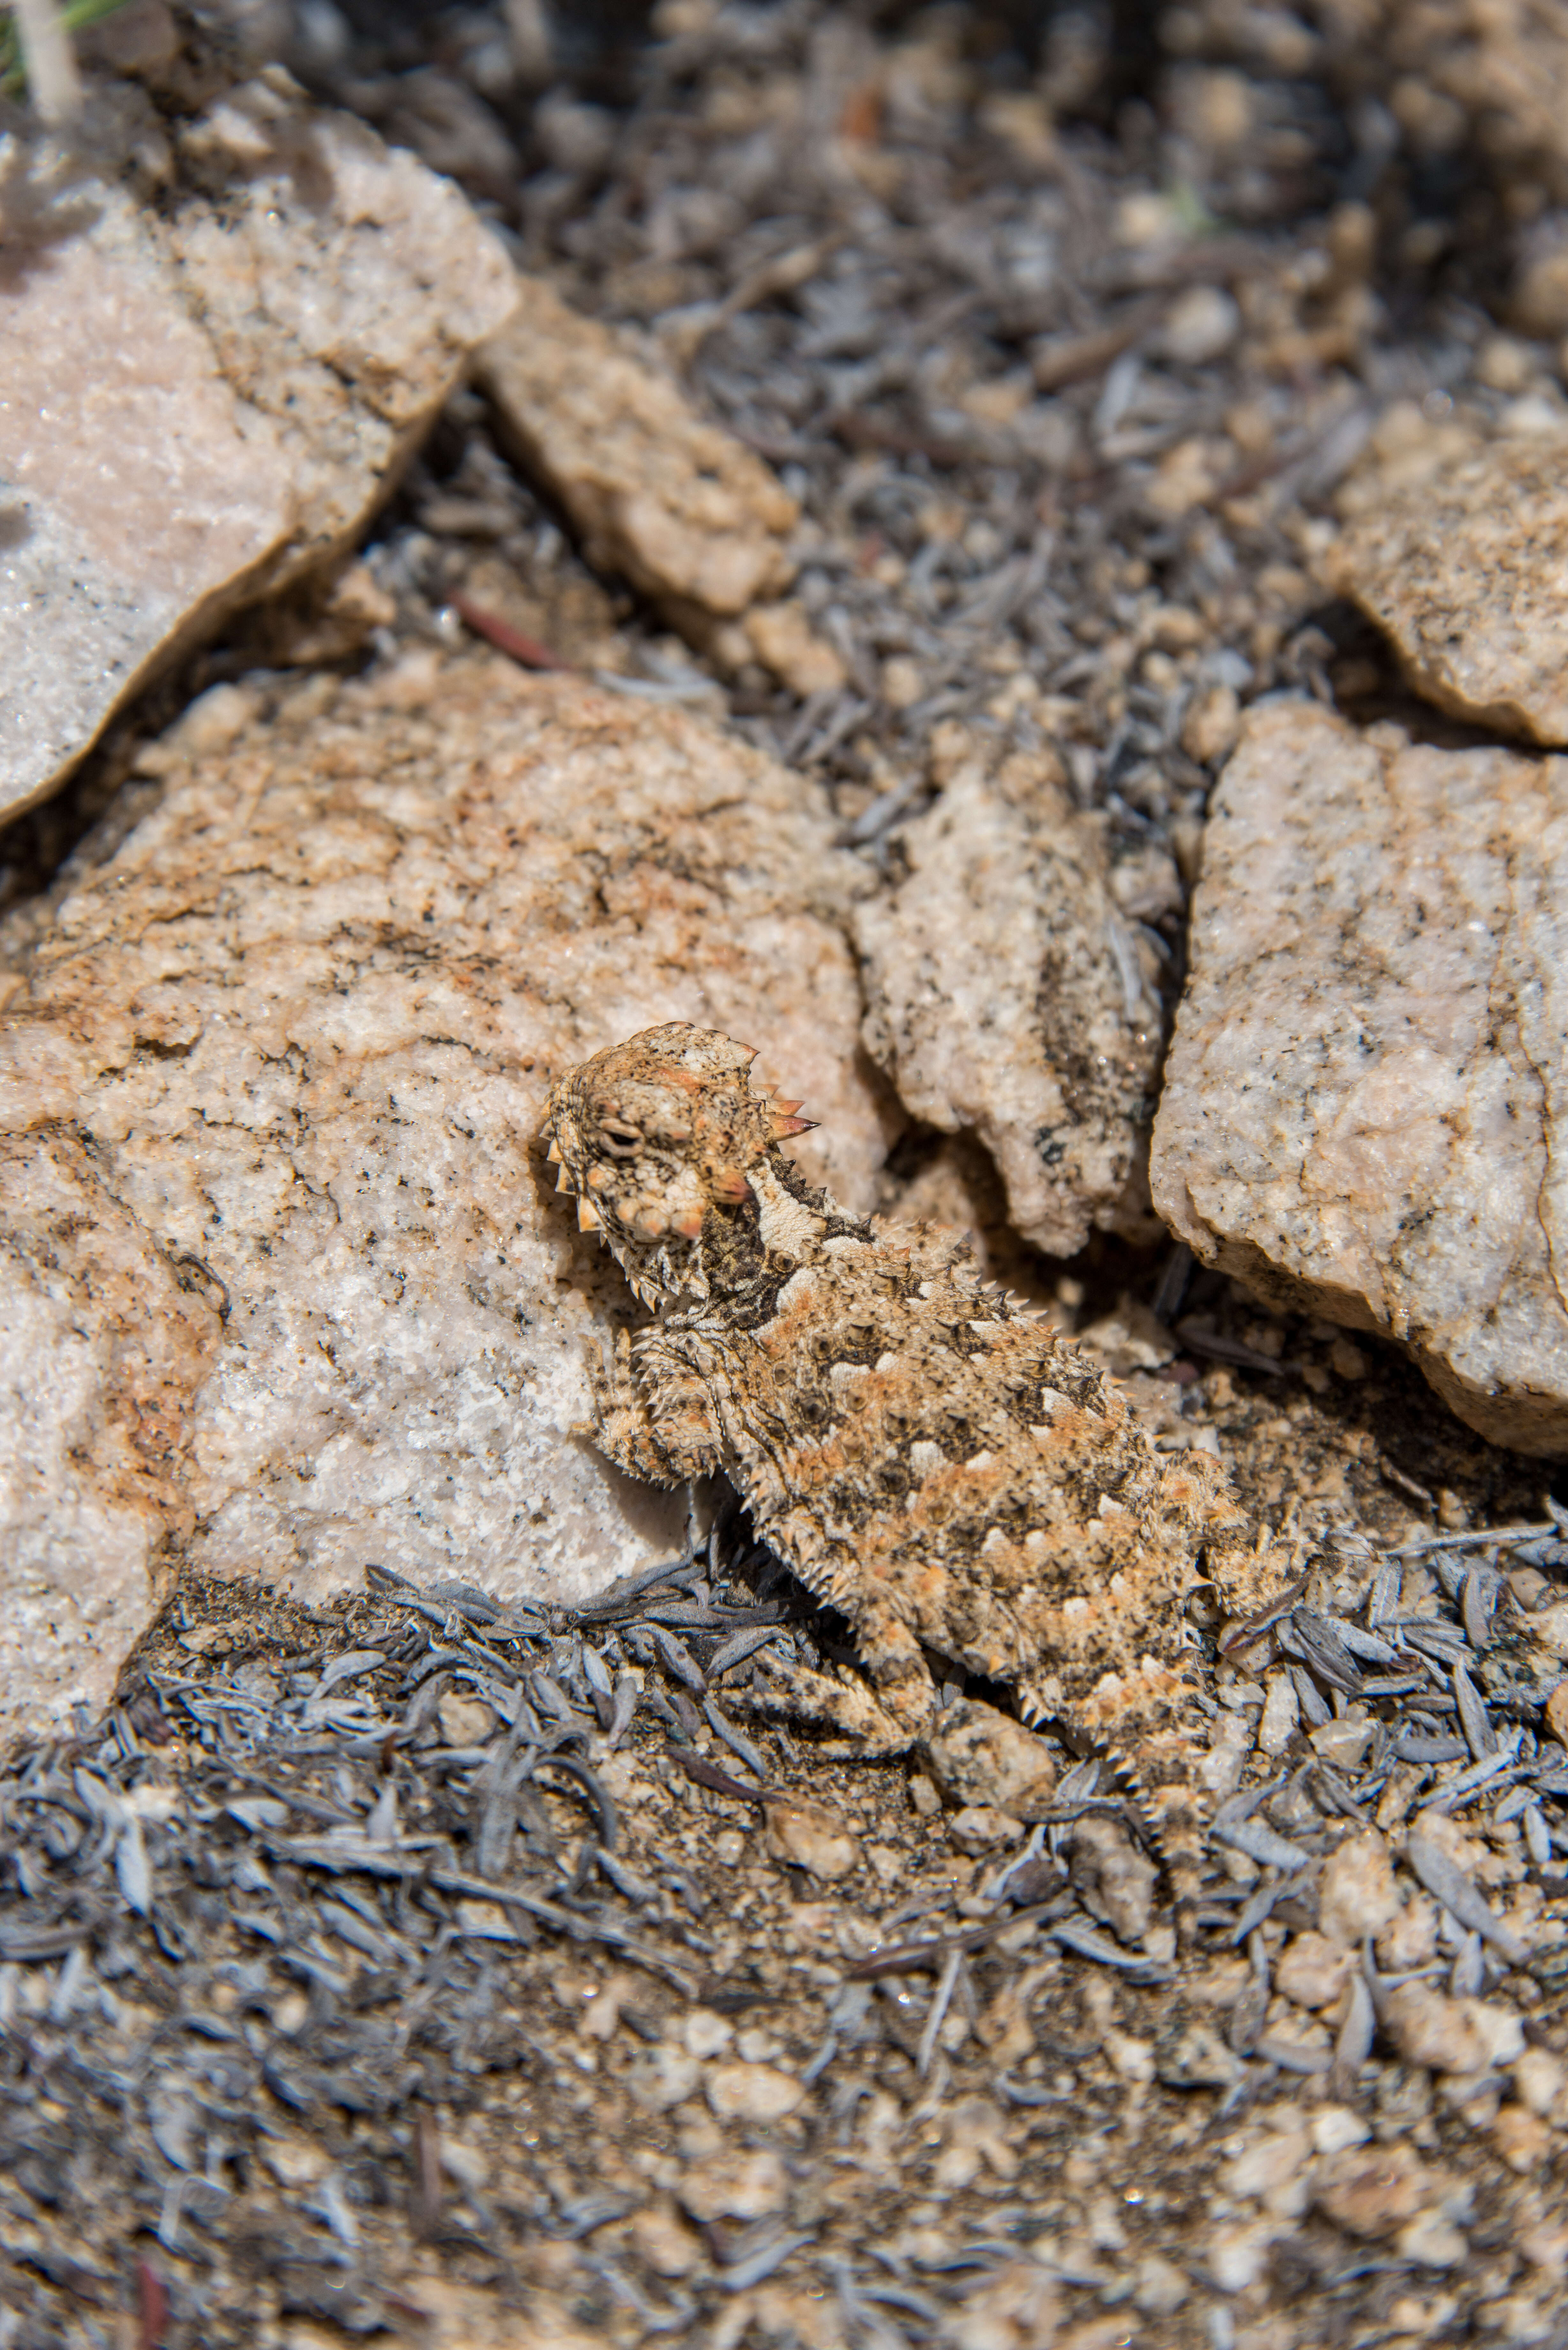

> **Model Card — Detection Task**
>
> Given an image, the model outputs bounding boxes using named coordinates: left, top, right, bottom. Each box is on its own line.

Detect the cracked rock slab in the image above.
left=0, top=77, right=516, bottom=822
left=1150, top=698, right=1568, bottom=1456
left=853, top=746, right=1163, bottom=1257
left=1323, top=421, right=1568, bottom=748
left=0, top=651, right=883, bottom=1749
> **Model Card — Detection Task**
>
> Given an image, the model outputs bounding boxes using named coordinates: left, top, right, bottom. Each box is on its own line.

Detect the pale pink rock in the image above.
left=0, top=77, right=517, bottom=821
left=1515, top=2048, right=1568, bottom=2125
left=1385, top=1983, right=1524, bottom=2076
left=946, top=1805, right=1024, bottom=1856
left=856, top=745, right=1163, bottom=1257
left=1151, top=699, right=1568, bottom=1454
left=476, top=275, right=797, bottom=622
left=918, top=1699, right=1059, bottom=1820
left=705, top=2062, right=805, bottom=2124
left=1275, top=1931, right=1356, bottom=2011
left=1493, top=2104, right=1553, bottom=2173
left=1319, top=1830, right=1402, bottom=1948
left=0, top=653, right=882, bottom=1751
left=1067, top=1813, right=1158, bottom=1945
left=1313, top=2143, right=1429, bottom=2240
left=763, top=1797, right=859, bottom=1882
left=679, top=2149, right=788, bottom=2223
left=1324, top=424, right=1568, bottom=747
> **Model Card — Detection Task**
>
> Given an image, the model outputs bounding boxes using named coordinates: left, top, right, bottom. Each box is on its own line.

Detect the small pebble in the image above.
left=629, top=2047, right=703, bottom=2113
left=1308, top=1717, right=1372, bottom=1772
left=1544, top=1679, right=1568, bottom=1744
left=1275, top=1931, right=1356, bottom=2011
left=683, top=2008, right=734, bottom=2060
left=1492, top=2104, right=1552, bottom=2173
left=436, top=1692, right=493, bottom=1746
left=1131, top=2253, right=1189, bottom=2316
left=705, top=2061, right=806, bottom=2124
left=1378, top=1892, right=1440, bottom=1972
left=1310, top=2105, right=1370, bottom=2156
left=679, top=2147, right=788, bottom=2222
left=948, top=1804, right=1024, bottom=1854
left=1257, top=1671, right=1299, bottom=1757
left=1515, top=2047, right=1568, bottom=2122
left=1160, top=284, right=1241, bottom=366
left=1222, top=2127, right=1310, bottom=2213
left=1180, top=680, right=1242, bottom=766
left=1385, top=1982, right=1524, bottom=2075
left=1314, top=2142, right=1428, bottom=2239
left=764, top=1796, right=858, bottom=1881
left=1207, top=2219, right=1284, bottom=2294
left=1068, top=1813, right=1158, bottom=1944
left=1154, top=2020, right=1241, bottom=2089
left=630, top=2196, right=701, bottom=2278
left=1396, top=2210, right=1468, bottom=2269
left=1200, top=1709, right=1251, bottom=1797
left=1320, top=1829, right=1403, bottom=1946
left=881, top=654, right=924, bottom=709
left=179, top=1625, right=230, bottom=1656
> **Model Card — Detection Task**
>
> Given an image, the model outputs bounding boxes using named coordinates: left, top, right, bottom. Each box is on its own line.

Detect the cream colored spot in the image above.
left=908, top=1440, right=946, bottom=1480
left=1097, top=1494, right=1132, bottom=1520
left=1034, top=1387, right=1067, bottom=1414
left=964, top=1451, right=995, bottom=1472
left=874, top=1351, right=902, bottom=1374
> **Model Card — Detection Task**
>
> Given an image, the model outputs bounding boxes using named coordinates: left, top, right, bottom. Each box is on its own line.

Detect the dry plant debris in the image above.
left=5, top=1490, right=1568, bottom=2346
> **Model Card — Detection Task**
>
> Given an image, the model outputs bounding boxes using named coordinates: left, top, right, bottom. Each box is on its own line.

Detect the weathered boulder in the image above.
left=1151, top=699, right=1568, bottom=1455
left=1323, top=417, right=1568, bottom=748
left=0, top=74, right=517, bottom=822
left=854, top=744, right=1163, bottom=1256
left=0, top=652, right=884, bottom=1748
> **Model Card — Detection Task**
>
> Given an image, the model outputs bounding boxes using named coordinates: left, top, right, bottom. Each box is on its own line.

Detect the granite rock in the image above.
left=0, top=651, right=883, bottom=1749
left=1151, top=699, right=1568, bottom=1455
left=0, top=75, right=517, bottom=822
left=854, top=744, right=1163, bottom=1256
left=1323, top=418, right=1568, bottom=747
left=476, top=275, right=798, bottom=622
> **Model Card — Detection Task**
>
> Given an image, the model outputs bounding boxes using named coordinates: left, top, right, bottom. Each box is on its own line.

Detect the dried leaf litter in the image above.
left=6, top=1498, right=1568, bottom=2345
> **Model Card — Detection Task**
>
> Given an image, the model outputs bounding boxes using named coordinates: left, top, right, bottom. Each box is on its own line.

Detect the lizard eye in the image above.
left=597, top=1117, right=645, bottom=1159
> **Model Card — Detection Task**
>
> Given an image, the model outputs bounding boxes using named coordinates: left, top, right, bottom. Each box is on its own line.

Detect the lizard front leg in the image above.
left=587, top=1325, right=722, bottom=1487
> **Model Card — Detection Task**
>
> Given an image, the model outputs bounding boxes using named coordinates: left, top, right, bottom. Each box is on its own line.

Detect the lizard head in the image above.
left=541, top=1022, right=816, bottom=1304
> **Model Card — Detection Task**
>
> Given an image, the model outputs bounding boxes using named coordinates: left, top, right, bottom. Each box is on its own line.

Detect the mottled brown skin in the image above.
left=543, top=1024, right=1289, bottom=1870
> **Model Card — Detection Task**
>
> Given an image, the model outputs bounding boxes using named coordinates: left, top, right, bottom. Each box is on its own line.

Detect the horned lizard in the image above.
left=543, top=1023, right=1290, bottom=1880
